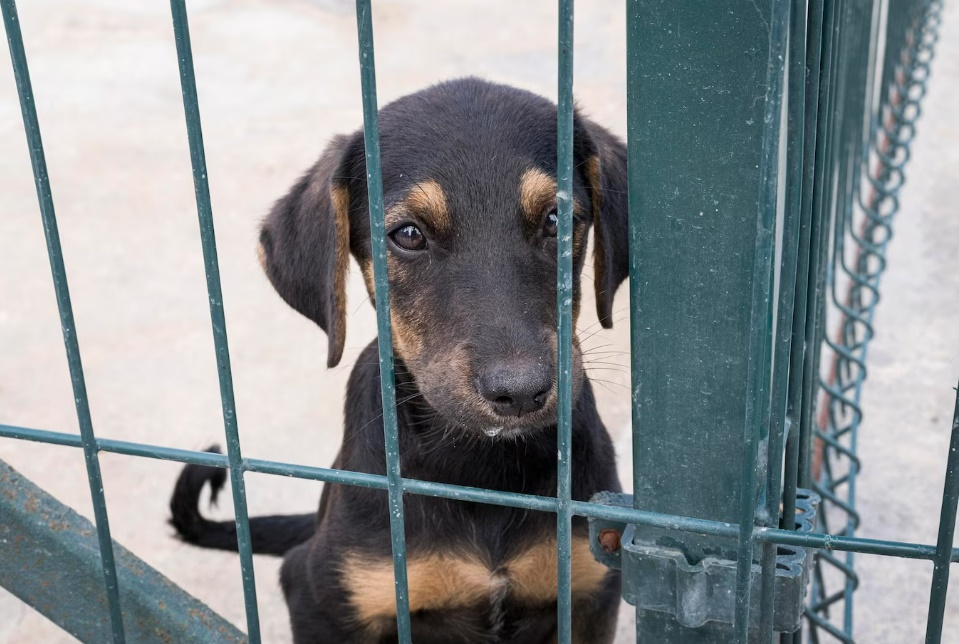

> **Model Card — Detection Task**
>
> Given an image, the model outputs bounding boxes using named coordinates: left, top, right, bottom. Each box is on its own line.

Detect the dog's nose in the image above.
left=477, top=360, right=552, bottom=417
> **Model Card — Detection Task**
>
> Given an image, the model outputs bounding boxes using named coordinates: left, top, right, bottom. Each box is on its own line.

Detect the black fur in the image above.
left=169, top=446, right=315, bottom=556
left=169, top=77, right=630, bottom=643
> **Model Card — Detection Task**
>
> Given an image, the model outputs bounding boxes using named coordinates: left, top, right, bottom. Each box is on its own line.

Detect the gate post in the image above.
left=624, top=0, right=789, bottom=640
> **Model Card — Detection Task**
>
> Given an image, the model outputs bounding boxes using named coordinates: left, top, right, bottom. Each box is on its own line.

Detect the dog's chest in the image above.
left=342, top=535, right=608, bottom=635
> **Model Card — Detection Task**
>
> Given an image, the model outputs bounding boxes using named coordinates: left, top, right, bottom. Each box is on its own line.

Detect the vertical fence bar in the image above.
left=814, top=1, right=861, bottom=634
left=797, top=0, right=840, bottom=495
left=803, top=3, right=843, bottom=634
left=168, top=2, right=261, bottom=641
left=781, top=3, right=826, bottom=642
left=924, top=382, right=959, bottom=644
left=782, top=0, right=825, bottom=536
left=0, top=3, right=126, bottom=641
left=733, top=1, right=790, bottom=641
left=625, top=0, right=642, bottom=562
left=838, top=2, right=873, bottom=633
left=555, top=0, right=575, bottom=641
left=352, top=2, right=412, bottom=641
left=758, top=0, right=808, bottom=637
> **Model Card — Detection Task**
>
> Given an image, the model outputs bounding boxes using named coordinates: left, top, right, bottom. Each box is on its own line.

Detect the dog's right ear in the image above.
left=258, top=134, right=361, bottom=368
left=575, top=116, right=630, bottom=329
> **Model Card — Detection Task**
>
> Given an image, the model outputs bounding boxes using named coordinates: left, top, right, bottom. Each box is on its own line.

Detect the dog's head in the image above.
left=259, top=78, right=629, bottom=436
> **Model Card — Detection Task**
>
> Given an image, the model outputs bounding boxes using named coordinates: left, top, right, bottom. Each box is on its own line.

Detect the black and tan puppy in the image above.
left=170, top=77, right=630, bottom=643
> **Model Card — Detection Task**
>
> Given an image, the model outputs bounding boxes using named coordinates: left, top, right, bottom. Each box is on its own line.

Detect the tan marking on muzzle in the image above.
left=389, top=303, right=426, bottom=365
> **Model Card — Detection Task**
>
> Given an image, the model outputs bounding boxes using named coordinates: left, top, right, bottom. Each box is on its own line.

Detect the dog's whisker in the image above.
left=576, top=306, right=629, bottom=333
left=588, top=377, right=629, bottom=392
left=581, top=348, right=629, bottom=356
left=576, top=317, right=629, bottom=344
left=342, top=391, right=426, bottom=444
left=579, top=342, right=617, bottom=353
left=586, top=369, right=630, bottom=378
left=585, top=356, right=629, bottom=364
left=585, top=360, right=630, bottom=369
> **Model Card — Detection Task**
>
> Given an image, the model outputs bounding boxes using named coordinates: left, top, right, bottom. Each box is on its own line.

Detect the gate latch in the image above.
left=587, top=489, right=820, bottom=633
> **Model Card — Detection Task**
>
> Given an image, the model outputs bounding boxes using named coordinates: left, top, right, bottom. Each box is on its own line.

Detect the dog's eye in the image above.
left=390, top=224, right=427, bottom=251
left=543, top=210, right=558, bottom=238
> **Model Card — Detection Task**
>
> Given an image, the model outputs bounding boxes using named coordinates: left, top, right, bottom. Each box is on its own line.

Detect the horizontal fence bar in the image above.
left=756, top=526, right=940, bottom=561
left=4, top=422, right=957, bottom=564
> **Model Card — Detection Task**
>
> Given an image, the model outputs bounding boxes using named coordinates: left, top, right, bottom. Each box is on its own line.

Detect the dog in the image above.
left=169, top=77, right=630, bottom=643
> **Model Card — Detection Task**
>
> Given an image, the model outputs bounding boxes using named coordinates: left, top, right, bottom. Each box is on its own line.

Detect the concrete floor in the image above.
left=0, top=0, right=956, bottom=642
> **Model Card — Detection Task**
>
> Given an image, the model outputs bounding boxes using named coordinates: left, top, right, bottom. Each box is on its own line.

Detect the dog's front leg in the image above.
left=544, top=571, right=621, bottom=644
left=281, top=540, right=371, bottom=644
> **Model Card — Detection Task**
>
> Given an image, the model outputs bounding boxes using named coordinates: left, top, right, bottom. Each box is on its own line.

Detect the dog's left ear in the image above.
left=575, top=114, right=630, bottom=328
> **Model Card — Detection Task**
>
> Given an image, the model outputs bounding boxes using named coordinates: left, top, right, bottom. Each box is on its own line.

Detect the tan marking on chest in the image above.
left=342, top=551, right=495, bottom=627
left=341, top=536, right=608, bottom=627
left=505, top=537, right=609, bottom=604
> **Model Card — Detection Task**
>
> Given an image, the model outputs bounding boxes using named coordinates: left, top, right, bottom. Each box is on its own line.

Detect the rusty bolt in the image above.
left=598, top=528, right=621, bottom=554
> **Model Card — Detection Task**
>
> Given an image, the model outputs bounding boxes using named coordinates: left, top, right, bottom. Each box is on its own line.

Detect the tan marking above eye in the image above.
left=520, top=168, right=558, bottom=226
left=340, top=536, right=608, bottom=628
left=519, top=168, right=586, bottom=228
left=396, top=179, right=452, bottom=235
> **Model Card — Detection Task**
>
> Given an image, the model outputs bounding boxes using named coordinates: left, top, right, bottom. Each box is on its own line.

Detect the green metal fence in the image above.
left=807, top=0, right=947, bottom=641
left=0, top=0, right=955, bottom=643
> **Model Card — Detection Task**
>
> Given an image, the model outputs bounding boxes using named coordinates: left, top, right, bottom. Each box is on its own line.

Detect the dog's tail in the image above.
left=169, top=446, right=316, bottom=557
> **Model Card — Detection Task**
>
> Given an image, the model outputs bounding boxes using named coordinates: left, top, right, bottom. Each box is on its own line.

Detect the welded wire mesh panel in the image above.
left=0, top=1, right=956, bottom=644
left=806, top=0, right=945, bottom=641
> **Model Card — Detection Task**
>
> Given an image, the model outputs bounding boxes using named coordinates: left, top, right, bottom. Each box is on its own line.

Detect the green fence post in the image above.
left=625, top=0, right=788, bottom=640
